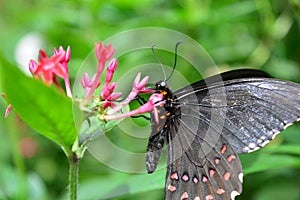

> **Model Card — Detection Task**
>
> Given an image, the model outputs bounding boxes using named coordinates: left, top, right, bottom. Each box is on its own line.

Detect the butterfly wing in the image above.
left=167, top=69, right=300, bottom=199
left=147, top=69, right=300, bottom=199
left=176, top=75, right=300, bottom=154
left=165, top=111, right=243, bottom=200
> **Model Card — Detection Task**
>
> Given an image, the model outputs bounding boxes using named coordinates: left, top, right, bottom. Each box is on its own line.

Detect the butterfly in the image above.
left=145, top=68, right=300, bottom=200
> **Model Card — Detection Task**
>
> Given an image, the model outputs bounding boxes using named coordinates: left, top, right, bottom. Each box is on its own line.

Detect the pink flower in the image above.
left=95, top=42, right=115, bottom=63
left=102, top=92, right=122, bottom=109
left=101, top=82, right=117, bottom=100
left=100, top=59, right=119, bottom=101
left=83, top=42, right=116, bottom=103
left=5, top=40, right=163, bottom=125
left=105, top=58, right=118, bottom=83
left=80, top=42, right=164, bottom=123
left=29, top=46, right=72, bottom=97
left=5, top=105, right=13, bottom=118
left=103, top=93, right=164, bottom=122
left=2, top=93, right=13, bottom=118
left=81, top=73, right=101, bottom=98
left=106, top=72, right=150, bottom=115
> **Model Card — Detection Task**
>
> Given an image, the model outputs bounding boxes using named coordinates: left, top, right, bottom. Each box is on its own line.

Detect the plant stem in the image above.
left=69, top=152, right=80, bottom=200
left=8, top=118, right=28, bottom=199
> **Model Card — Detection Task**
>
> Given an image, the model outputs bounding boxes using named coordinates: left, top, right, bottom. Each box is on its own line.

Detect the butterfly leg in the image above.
left=135, top=95, right=148, bottom=105
left=130, top=95, right=151, bottom=120
left=131, top=115, right=151, bottom=120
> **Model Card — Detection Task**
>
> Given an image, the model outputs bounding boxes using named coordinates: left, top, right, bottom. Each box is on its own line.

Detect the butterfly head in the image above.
left=155, top=80, right=168, bottom=93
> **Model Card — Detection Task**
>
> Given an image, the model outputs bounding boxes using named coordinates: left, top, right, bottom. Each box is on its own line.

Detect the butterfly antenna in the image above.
left=152, top=44, right=167, bottom=80
left=166, top=41, right=182, bottom=82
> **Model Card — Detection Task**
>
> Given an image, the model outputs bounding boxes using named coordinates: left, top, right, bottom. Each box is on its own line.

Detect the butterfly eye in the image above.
left=160, top=81, right=166, bottom=87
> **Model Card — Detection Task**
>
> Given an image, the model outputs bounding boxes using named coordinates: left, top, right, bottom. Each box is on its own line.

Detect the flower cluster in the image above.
left=81, top=42, right=164, bottom=122
left=3, top=46, right=72, bottom=118
left=29, top=46, right=72, bottom=97
left=4, top=41, right=164, bottom=124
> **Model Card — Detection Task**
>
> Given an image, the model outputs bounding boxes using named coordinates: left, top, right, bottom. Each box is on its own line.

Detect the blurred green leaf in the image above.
left=254, top=177, right=300, bottom=200
left=262, top=144, right=300, bottom=155
left=0, top=164, right=47, bottom=200
left=1, top=59, right=77, bottom=154
left=243, top=153, right=300, bottom=175
left=74, top=169, right=165, bottom=199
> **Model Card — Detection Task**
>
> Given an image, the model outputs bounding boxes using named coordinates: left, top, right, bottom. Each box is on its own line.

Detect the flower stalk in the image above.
left=68, top=152, right=79, bottom=200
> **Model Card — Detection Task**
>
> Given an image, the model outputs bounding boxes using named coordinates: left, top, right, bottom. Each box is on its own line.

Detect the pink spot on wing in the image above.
left=205, top=194, right=214, bottom=200
left=202, top=175, right=208, bottom=183
left=180, top=192, right=189, bottom=200
left=168, top=185, right=176, bottom=192
left=216, top=188, right=225, bottom=195
left=193, top=177, right=199, bottom=184
left=214, top=157, right=220, bottom=164
left=223, top=172, right=230, bottom=181
left=209, top=169, right=215, bottom=178
left=220, top=144, right=227, bottom=155
left=170, top=172, right=179, bottom=180
left=182, top=174, right=189, bottom=182
left=227, top=155, right=236, bottom=163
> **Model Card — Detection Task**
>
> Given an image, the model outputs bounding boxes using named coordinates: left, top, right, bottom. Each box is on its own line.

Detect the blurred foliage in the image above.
left=1, top=0, right=300, bottom=200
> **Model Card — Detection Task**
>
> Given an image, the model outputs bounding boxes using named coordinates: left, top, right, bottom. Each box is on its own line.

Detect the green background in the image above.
left=1, top=0, right=300, bottom=200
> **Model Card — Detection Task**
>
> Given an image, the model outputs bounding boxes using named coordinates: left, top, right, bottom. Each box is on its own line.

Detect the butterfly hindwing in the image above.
left=165, top=123, right=243, bottom=200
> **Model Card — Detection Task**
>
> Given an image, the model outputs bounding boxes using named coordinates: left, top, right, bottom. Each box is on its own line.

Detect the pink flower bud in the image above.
left=95, top=42, right=115, bottom=62
left=54, top=46, right=70, bottom=62
left=61, top=46, right=71, bottom=62
left=105, top=58, right=118, bottom=83
left=2, top=93, right=13, bottom=118
left=29, top=60, right=38, bottom=74
left=38, top=49, right=48, bottom=61
left=5, top=104, right=13, bottom=118
left=133, top=73, right=149, bottom=90
left=107, top=92, right=122, bottom=100
left=81, top=73, right=91, bottom=88
left=65, top=46, right=71, bottom=61
left=101, top=82, right=117, bottom=100
left=103, top=101, right=113, bottom=110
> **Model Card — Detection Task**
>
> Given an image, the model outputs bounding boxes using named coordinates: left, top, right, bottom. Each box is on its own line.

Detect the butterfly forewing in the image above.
left=176, top=77, right=300, bottom=153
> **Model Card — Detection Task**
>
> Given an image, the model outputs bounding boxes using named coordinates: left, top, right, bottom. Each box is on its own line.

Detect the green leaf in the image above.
left=262, top=144, right=300, bottom=155
left=74, top=169, right=165, bottom=199
left=120, top=168, right=165, bottom=195
left=1, top=59, right=77, bottom=154
left=241, top=152, right=300, bottom=175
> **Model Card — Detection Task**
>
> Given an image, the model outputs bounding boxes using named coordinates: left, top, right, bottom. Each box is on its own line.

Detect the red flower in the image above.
left=29, top=46, right=72, bottom=97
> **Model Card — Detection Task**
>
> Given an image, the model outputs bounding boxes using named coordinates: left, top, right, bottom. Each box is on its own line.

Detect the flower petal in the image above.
left=5, top=104, right=13, bottom=118
left=105, top=58, right=118, bottom=83
left=104, top=93, right=164, bottom=121
left=29, top=60, right=38, bottom=74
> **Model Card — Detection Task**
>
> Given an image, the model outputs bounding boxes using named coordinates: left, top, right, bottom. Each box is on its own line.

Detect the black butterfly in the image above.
left=145, top=68, right=300, bottom=200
